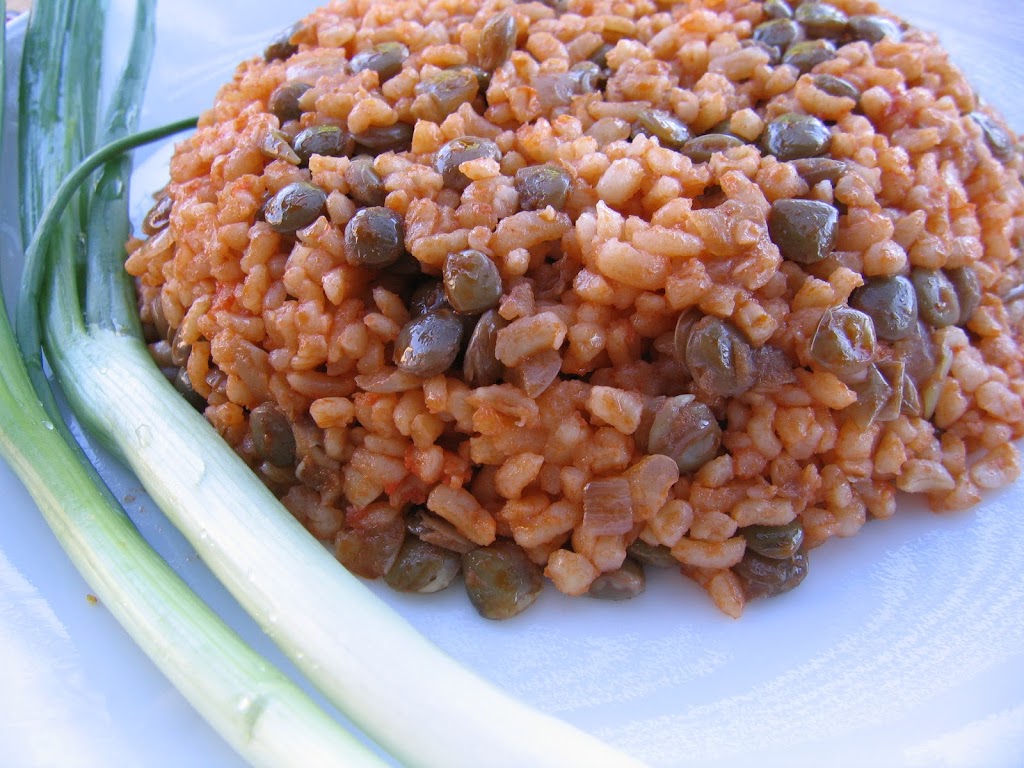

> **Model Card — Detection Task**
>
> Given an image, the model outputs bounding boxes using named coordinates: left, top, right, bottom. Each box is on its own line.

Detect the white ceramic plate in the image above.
left=2, top=2, right=1023, bottom=766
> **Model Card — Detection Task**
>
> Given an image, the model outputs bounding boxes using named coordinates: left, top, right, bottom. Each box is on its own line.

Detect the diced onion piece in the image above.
left=505, top=348, right=562, bottom=398
left=582, top=477, right=634, bottom=536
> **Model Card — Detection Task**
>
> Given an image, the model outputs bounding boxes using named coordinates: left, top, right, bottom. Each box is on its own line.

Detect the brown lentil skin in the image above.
left=970, top=112, right=1016, bottom=163
left=478, top=12, right=516, bottom=72
left=647, top=396, right=722, bottom=474
left=462, top=541, right=543, bottom=620
left=812, top=74, right=860, bottom=101
left=349, top=42, right=409, bottom=83
left=173, top=369, right=207, bottom=412
left=848, top=14, right=902, bottom=43
left=353, top=122, right=414, bottom=153
left=267, top=81, right=311, bottom=123
left=682, top=133, right=745, bottom=163
left=734, top=549, right=809, bottom=600
left=409, top=280, right=451, bottom=317
left=768, top=199, right=840, bottom=264
left=782, top=39, right=837, bottom=73
left=795, top=2, right=849, bottom=40
left=384, top=538, right=462, bottom=593
left=463, top=310, right=507, bottom=387
left=683, top=316, right=756, bottom=398
left=588, top=559, right=645, bottom=600
left=250, top=403, right=297, bottom=467
left=753, top=18, right=804, bottom=51
left=416, top=69, right=480, bottom=118
left=790, top=157, right=846, bottom=186
left=948, top=267, right=983, bottom=326
left=633, top=108, right=691, bottom=150
left=742, top=520, right=805, bottom=559
left=514, top=164, right=572, bottom=211
left=849, top=275, right=918, bottom=341
left=344, top=207, right=406, bottom=268
left=759, top=114, right=832, bottom=161
left=435, top=136, right=502, bottom=192
left=911, top=268, right=961, bottom=329
left=263, top=23, right=300, bottom=62
left=394, top=310, right=464, bottom=378
left=810, top=306, right=877, bottom=378
left=141, top=194, right=172, bottom=235
left=762, top=0, right=793, bottom=20
left=263, top=182, right=326, bottom=233
left=442, top=250, right=503, bottom=314
left=293, top=125, right=354, bottom=166
left=345, top=156, right=387, bottom=207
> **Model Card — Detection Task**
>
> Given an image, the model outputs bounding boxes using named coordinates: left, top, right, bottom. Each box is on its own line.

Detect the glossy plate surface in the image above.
left=1, top=2, right=1023, bottom=766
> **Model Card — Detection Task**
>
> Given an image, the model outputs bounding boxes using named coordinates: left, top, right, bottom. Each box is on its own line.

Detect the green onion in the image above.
left=19, top=4, right=645, bottom=767
left=4, top=1, right=388, bottom=764
left=87, top=0, right=154, bottom=334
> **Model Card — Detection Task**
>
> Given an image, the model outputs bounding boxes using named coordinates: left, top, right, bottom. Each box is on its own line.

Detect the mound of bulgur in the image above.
left=127, top=0, right=1024, bottom=618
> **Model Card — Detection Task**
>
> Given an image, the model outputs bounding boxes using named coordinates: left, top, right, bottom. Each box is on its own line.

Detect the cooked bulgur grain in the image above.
left=128, top=0, right=1024, bottom=619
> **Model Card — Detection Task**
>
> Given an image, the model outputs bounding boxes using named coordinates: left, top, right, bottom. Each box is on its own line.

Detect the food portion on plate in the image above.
left=125, top=0, right=1024, bottom=619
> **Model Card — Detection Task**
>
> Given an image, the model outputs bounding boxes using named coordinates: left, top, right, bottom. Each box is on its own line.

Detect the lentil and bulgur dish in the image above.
left=126, top=0, right=1024, bottom=619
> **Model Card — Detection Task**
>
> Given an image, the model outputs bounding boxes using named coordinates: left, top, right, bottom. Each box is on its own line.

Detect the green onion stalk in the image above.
left=3, top=0, right=387, bottom=764
left=16, top=2, right=647, bottom=767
